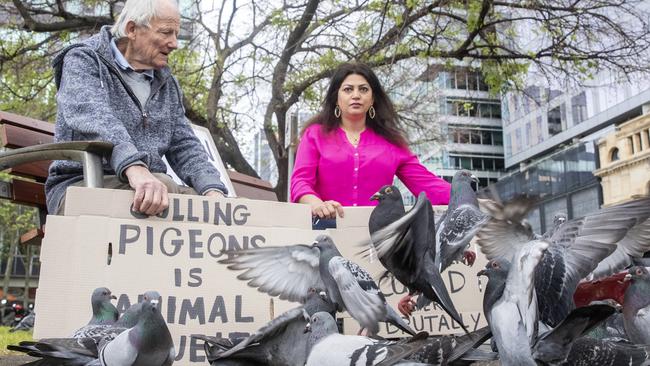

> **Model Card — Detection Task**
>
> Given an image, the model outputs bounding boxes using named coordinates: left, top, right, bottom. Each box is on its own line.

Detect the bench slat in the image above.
left=11, top=179, right=46, bottom=207
left=1, top=124, right=54, bottom=149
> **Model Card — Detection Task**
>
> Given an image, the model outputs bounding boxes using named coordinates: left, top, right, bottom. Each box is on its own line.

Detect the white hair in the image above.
left=111, top=0, right=179, bottom=38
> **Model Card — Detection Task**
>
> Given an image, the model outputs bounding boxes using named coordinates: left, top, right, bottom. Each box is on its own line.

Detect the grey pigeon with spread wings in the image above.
left=477, top=196, right=650, bottom=327
left=367, top=186, right=467, bottom=331
left=305, top=312, right=429, bottom=366
left=479, top=240, right=549, bottom=366
left=220, top=234, right=392, bottom=335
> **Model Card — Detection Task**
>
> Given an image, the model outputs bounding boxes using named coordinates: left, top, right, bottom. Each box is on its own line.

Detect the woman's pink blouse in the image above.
left=290, top=124, right=451, bottom=206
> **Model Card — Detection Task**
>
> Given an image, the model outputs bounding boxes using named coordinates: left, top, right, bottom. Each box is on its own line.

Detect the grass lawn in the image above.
left=0, top=327, right=33, bottom=355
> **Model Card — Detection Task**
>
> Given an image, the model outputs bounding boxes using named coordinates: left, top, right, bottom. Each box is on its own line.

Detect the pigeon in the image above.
left=589, top=212, right=650, bottom=280
left=9, top=299, right=175, bottom=366
left=9, top=311, right=35, bottom=333
left=434, top=170, right=488, bottom=271
left=219, top=234, right=412, bottom=335
left=622, top=266, right=650, bottom=344
left=302, top=287, right=337, bottom=318
left=559, top=337, right=650, bottom=365
left=584, top=310, right=628, bottom=340
left=71, top=287, right=119, bottom=338
left=540, top=213, right=567, bottom=239
left=305, top=311, right=429, bottom=366
left=366, top=186, right=468, bottom=331
left=404, top=325, right=494, bottom=365
left=477, top=196, right=650, bottom=327
left=478, top=240, right=549, bottom=366
left=532, top=304, right=616, bottom=364
left=195, top=306, right=312, bottom=366
left=531, top=303, right=650, bottom=365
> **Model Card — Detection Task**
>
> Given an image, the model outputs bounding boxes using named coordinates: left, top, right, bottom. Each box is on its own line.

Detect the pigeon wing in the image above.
left=364, top=192, right=433, bottom=275
left=328, top=256, right=387, bottom=334
left=591, top=214, right=650, bottom=280
left=475, top=197, right=537, bottom=261
left=438, top=204, right=488, bottom=270
left=219, top=245, right=325, bottom=303
left=536, top=201, right=647, bottom=326
left=214, top=306, right=309, bottom=359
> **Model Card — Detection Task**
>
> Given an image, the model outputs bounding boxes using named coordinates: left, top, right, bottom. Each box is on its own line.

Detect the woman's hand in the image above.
left=311, top=199, right=344, bottom=219
left=299, top=194, right=345, bottom=219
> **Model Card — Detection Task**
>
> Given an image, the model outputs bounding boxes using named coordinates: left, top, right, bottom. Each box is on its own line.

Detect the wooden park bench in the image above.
left=0, top=110, right=278, bottom=246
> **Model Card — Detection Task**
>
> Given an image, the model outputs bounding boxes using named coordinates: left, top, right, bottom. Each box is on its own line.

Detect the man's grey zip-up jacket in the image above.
left=45, top=26, right=227, bottom=213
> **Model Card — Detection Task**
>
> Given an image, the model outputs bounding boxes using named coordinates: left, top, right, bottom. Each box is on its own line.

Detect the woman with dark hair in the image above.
left=290, top=62, right=450, bottom=219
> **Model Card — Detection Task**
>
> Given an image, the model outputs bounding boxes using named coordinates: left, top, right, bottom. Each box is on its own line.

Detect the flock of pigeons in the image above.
left=7, top=169, right=650, bottom=365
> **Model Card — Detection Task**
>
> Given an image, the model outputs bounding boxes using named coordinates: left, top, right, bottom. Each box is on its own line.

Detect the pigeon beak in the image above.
left=470, top=174, right=479, bottom=184
left=477, top=269, right=487, bottom=277
left=304, top=322, right=312, bottom=333
left=111, top=295, right=117, bottom=300
left=370, top=192, right=381, bottom=201
left=150, top=299, right=159, bottom=309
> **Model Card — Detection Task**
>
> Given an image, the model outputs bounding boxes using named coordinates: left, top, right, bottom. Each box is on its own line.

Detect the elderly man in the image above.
left=45, top=0, right=228, bottom=216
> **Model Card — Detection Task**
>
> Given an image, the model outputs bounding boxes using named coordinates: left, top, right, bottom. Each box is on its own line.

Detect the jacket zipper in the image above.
left=96, top=52, right=171, bottom=128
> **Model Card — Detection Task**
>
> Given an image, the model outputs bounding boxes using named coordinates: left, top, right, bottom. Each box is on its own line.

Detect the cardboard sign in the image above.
left=35, top=190, right=487, bottom=365
left=163, top=124, right=237, bottom=197
left=35, top=215, right=317, bottom=364
left=62, top=187, right=312, bottom=229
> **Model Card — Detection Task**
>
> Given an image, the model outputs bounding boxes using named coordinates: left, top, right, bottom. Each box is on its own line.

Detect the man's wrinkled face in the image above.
left=126, top=1, right=180, bottom=70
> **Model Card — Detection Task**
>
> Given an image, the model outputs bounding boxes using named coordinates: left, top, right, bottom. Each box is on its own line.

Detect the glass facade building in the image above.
left=489, top=141, right=601, bottom=234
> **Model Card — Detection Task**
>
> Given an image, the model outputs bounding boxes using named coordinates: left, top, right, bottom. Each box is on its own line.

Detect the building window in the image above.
left=525, top=122, right=532, bottom=147
left=515, top=128, right=522, bottom=153
left=610, top=147, right=620, bottom=162
left=571, top=92, right=587, bottom=125
left=536, top=116, right=544, bottom=143
left=548, top=106, right=563, bottom=136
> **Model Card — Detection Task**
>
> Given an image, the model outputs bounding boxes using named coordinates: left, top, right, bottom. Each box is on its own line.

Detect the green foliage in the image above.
left=481, top=59, right=530, bottom=94
left=0, top=32, right=58, bottom=120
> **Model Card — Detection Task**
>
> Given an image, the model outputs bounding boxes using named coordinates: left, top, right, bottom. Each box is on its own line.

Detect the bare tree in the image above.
left=2, top=0, right=650, bottom=200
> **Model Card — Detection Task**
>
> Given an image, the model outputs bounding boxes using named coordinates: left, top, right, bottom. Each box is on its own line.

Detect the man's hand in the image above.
left=124, top=165, right=169, bottom=216
left=204, top=190, right=226, bottom=198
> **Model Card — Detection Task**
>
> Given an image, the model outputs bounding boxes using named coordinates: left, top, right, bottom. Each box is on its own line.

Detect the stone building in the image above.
left=594, top=113, right=650, bottom=207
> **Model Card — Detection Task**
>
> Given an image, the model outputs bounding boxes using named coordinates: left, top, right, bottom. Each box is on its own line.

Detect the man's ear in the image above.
left=125, top=20, right=137, bottom=41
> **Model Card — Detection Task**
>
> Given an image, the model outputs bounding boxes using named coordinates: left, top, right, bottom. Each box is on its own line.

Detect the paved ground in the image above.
left=0, top=355, right=37, bottom=366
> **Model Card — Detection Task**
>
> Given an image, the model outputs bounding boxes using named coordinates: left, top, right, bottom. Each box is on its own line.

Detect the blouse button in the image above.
left=353, top=203, right=358, bottom=206
left=353, top=186, right=357, bottom=189
left=354, top=168, right=358, bottom=171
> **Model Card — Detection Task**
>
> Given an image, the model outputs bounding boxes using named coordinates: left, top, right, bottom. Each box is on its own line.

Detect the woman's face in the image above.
left=336, top=74, right=374, bottom=119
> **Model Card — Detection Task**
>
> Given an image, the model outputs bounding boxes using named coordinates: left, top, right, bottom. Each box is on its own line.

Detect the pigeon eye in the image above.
left=491, top=262, right=499, bottom=268
left=637, top=268, right=644, bottom=276
left=385, top=187, right=393, bottom=194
